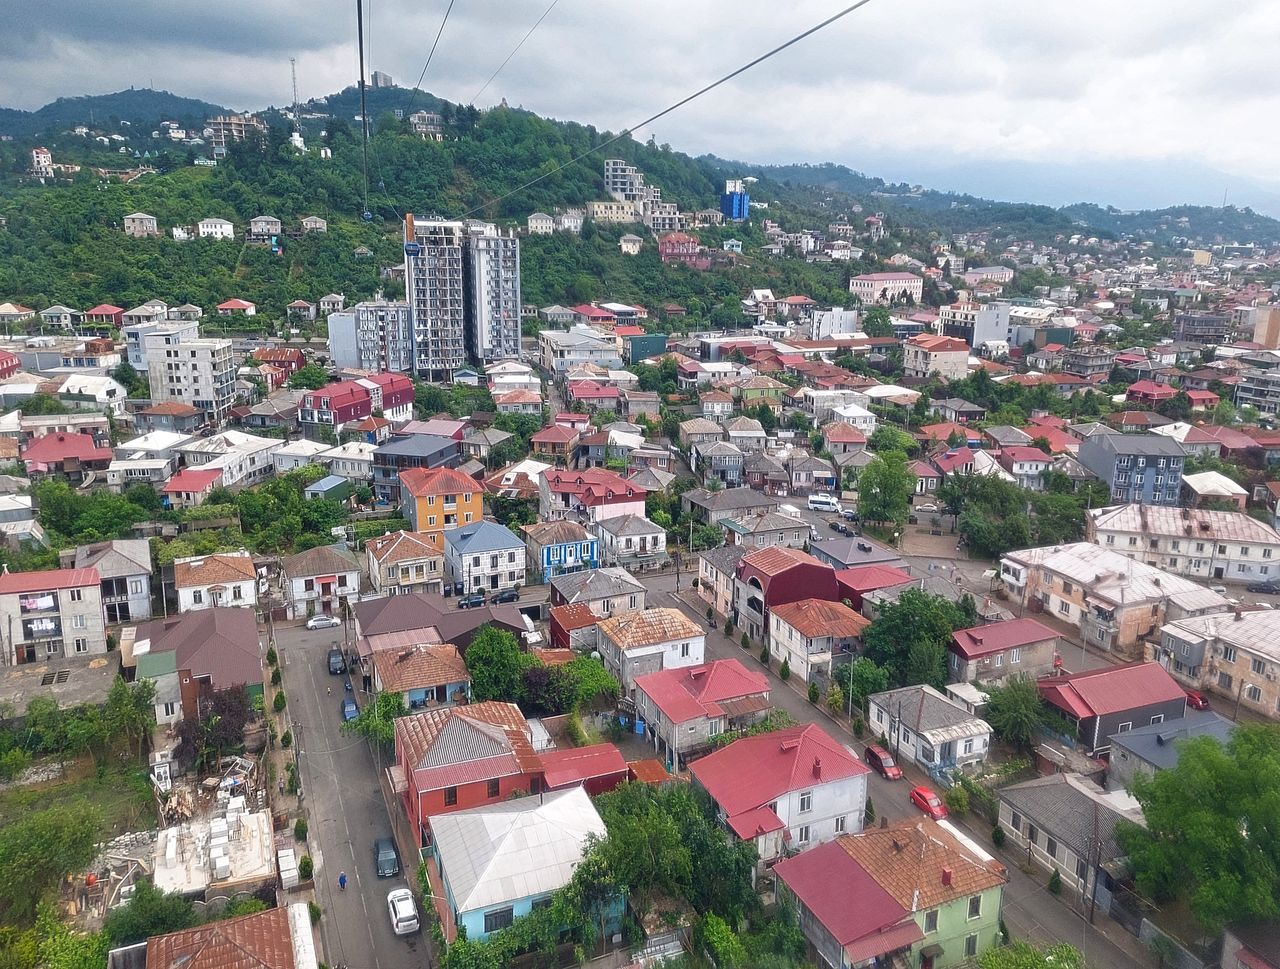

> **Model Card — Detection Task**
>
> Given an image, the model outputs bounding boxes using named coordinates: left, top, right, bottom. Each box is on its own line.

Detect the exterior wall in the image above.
left=1077, top=698, right=1189, bottom=755
left=100, top=572, right=153, bottom=625
left=917, top=887, right=1004, bottom=969
left=369, top=553, right=445, bottom=596
left=1095, top=526, right=1280, bottom=585
left=769, top=614, right=851, bottom=683
left=698, top=560, right=736, bottom=617
left=406, top=768, right=538, bottom=846
left=177, top=581, right=257, bottom=613
left=445, top=540, right=527, bottom=593
left=600, top=634, right=705, bottom=694
left=948, top=638, right=1058, bottom=684
left=997, top=801, right=1099, bottom=898
left=868, top=698, right=990, bottom=770
left=596, top=527, right=665, bottom=570
left=632, top=693, right=721, bottom=768
left=0, top=584, right=107, bottom=664
left=285, top=570, right=361, bottom=619
left=405, top=491, right=483, bottom=540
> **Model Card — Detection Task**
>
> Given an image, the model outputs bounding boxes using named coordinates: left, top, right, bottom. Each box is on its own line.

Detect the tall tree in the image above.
left=858, top=450, right=916, bottom=525
left=465, top=626, right=535, bottom=702
left=861, top=589, right=964, bottom=688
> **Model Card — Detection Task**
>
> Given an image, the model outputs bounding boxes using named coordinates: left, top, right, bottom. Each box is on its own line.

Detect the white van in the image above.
left=807, top=493, right=841, bottom=513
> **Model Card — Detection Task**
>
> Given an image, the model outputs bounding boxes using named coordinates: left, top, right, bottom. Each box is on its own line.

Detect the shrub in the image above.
left=1048, top=868, right=1062, bottom=894
left=271, top=668, right=282, bottom=687
left=308, top=901, right=321, bottom=924
left=266, top=647, right=278, bottom=667
left=564, top=714, right=589, bottom=748
left=759, top=645, right=769, bottom=667
left=943, top=785, right=970, bottom=817
left=701, top=913, right=746, bottom=968
left=853, top=717, right=865, bottom=738
left=992, top=824, right=1006, bottom=848
left=808, top=682, right=819, bottom=704
left=294, top=818, right=308, bottom=842
left=779, top=659, right=791, bottom=681
left=740, top=632, right=749, bottom=650
left=723, top=617, right=734, bottom=636
left=0, top=747, right=32, bottom=782
left=864, top=798, right=876, bottom=826
left=280, top=729, right=293, bottom=749
left=273, top=692, right=287, bottom=712
left=298, top=855, right=313, bottom=880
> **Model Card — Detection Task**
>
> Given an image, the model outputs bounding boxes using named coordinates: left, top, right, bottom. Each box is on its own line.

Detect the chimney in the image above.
left=942, top=866, right=953, bottom=887
left=892, top=837, right=905, bottom=853
left=812, top=756, right=822, bottom=778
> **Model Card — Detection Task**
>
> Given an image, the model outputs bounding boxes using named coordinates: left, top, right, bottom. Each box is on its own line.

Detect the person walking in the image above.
left=338, top=871, right=347, bottom=892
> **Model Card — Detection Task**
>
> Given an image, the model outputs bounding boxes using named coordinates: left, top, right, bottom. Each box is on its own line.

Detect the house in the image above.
left=196, top=217, right=235, bottom=240
left=1156, top=610, right=1280, bottom=720
left=317, top=440, right=377, bottom=481
left=538, top=467, right=646, bottom=523
left=400, top=465, right=484, bottom=547
left=21, top=432, right=114, bottom=484
left=300, top=380, right=371, bottom=436
left=734, top=546, right=839, bottom=644
left=618, top=233, right=643, bottom=255
left=697, top=545, right=748, bottom=618
left=539, top=743, right=629, bottom=794
left=1086, top=503, right=1280, bottom=584
left=822, top=421, right=867, bottom=455
left=809, top=535, right=905, bottom=572
left=678, top=417, right=724, bottom=449
left=835, top=564, right=913, bottom=610
left=700, top=390, right=735, bottom=422
left=493, top=389, right=542, bottom=415
left=248, top=215, right=282, bottom=240
left=526, top=212, right=555, bottom=235
left=868, top=685, right=993, bottom=772
left=633, top=659, right=770, bottom=768
left=60, top=539, right=153, bottom=625
left=904, top=334, right=970, bottom=381
left=522, top=519, right=599, bottom=583
left=366, top=530, right=445, bottom=596
left=443, top=521, right=527, bottom=595
left=997, top=772, right=1145, bottom=903
left=272, top=439, right=330, bottom=473
left=301, top=215, right=327, bottom=233
left=549, top=567, right=646, bottom=617
left=1078, top=430, right=1187, bottom=503
left=594, top=513, right=667, bottom=570
left=120, top=904, right=313, bottom=969
left=173, top=551, right=258, bottom=613
left=0, top=567, right=105, bottom=664
left=529, top=424, right=579, bottom=462
left=427, top=788, right=612, bottom=943
left=768, top=598, right=869, bottom=684
left=251, top=346, right=305, bottom=375
left=1126, top=380, right=1177, bottom=406
left=175, top=430, right=283, bottom=489
left=723, top=415, right=767, bottom=452
left=1038, top=661, right=1187, bottom=756
left=130, top=608, right=262, bottom=724
left=371, top=644, right=470, bottom=711
left=932, top=398, right=986, bottom=424
left=354, top=593, right=526, bottom=659
left=786, top=450, right=838, bottom=495
left=996, top=446, right=1052, bottom=491
left=722, top=511, right=811, bottom=551
left=215, top=298, right=257, bottom=316
left=280, top=544, right=362, bottom=620
left=694, top=440, right=745, bottom=485
left=1107, top=709, right=1234, bottom=792
left=597, top=607, right=705, bottom=692
left=393, top=701, right=542, bottom=845
left=372, top=434, right=462, bottom=505
left=1180, top=470, right=1248, bottom=510
left=683, top=486, right=779, bottom=524
left=160, top=467, right=224, bottom=509
left=690, top=724, right=870, bottom=867
left=123, top=212, right=159, bottom=238
left=1000, top=542, right=1228, bottom=660
left=948, top=618, right=1059, bottom=684
left=850, top=272, right=924, bottom=305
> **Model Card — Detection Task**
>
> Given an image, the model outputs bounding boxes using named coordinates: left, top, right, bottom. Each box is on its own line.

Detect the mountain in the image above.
left=0, top=88, right=229, bottom=137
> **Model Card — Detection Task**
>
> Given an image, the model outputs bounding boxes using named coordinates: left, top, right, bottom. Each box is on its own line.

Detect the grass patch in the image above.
left=0, top=758, right=154, bottom=835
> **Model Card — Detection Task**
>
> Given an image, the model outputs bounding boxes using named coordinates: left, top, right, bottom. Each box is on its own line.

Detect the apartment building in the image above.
left=143, top=329, right=236, bottom=424
left=326, top=299, right=414, bottom=372
left=903, top=334, right=970, bottom=381
left=1158, top=610, right=1280, bottom=719
left=588, top=200, right=640, bottom=224
left=1174, top=311, right=1230, bottom=344
left=404, top=216, right=467, bottom=380
left=849, top=272, right=924, bottom=305
left=125, top=317, right=199, bottom=372
left=1060, top=344, right=1117, bottom=378
left=400, top=465, right=484, bottom=549
left=936, top=300, right=1010, bottom=349
left=299, top=380, right=371, bottom=437
left=0, top=567, right=106, bottom=664
left=1087, top=504, right=1280, bottom=585
left=123, top=213, right=159, bottom=238
left=207, top=113, right=267, bottom=158
left=1077, top=432, right=1184, bottom=506
left=1234, top=367, right=1280, bottom=416
left=463, top=222, right=522, bottom=364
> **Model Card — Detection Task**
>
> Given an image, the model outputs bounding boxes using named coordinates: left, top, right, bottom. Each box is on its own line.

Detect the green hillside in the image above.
left=0, top=88, right=229, bottom=137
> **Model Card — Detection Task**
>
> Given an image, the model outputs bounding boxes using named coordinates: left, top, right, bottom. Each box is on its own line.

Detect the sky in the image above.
left=7, top=0, right=1280, bottom=213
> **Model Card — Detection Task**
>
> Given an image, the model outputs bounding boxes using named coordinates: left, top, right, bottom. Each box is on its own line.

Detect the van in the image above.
left=807, top=493, right=841, bottom=513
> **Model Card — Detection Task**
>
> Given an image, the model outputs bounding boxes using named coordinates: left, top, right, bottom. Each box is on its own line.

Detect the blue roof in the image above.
left=306, top=474, right=349, bottom=493
left=444, top=520, right=523, bottom=554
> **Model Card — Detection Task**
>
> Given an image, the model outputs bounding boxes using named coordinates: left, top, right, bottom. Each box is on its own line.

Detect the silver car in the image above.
left=387, top=888, right=419, bottom=936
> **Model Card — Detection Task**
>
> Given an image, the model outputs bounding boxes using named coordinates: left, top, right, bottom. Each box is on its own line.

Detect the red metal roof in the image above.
left=727, top=805, right=785, bottom=839
left=21, top=433, right=114, bottom=464
left=161, top=468, right=224, bottom=493
left=399, top=465, right=479, bottom=498
left=835, top=565, right=913, bottom=595
left=531, top=424, right=578, bottom=444
left=634, top=659, right=768, bottom=724
left=951, top=618, right=1058, bottom=660
left=539, top=743, right=628, bottom=789
left=0, top=567, right=99, bottom=594
left=1038, top=661, right=1184, bottom=719
left=217, top=298, right=255, bottom=310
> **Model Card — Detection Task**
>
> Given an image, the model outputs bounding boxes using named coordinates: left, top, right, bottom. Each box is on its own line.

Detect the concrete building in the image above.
left=365, top=530, right=445, bottom=596
left=1157, top=610, right=1280, bottom=720
left=173, top=551, right=258, bottom=613
left=60, top=539, right=153, bottom=626
left=948, top=617, right=1059, bottom=685
left=1107, top=709, right=1233, bottom=791
left=404, top=216, right=467, bottom=380
left=597, top=607, right=705, bottom=693
left=326, top=299, right=414, bottom=372
left=125, top=317, right=199, bottom=372
left=632, top=659, right=770, bottom=768
left=768, top=598, right=869, bottom=684
left=144, top=330, right=236, bottom=425
left=868, top=685, right=992, bottom=772
left=1077, top=432, right=1185, bottom=506
left=124, top=213, right=159, bottom=238
left=280, top=544, right=362, bottom=620
left=903, top=334, right=970, bottom=381
left=849, top=272, right=924, bottom=305
left=463, top=221, right=522, bottom=364
left=0, top=567, right=106, bottom=664
left=936, top=300, right=1010, bottom=349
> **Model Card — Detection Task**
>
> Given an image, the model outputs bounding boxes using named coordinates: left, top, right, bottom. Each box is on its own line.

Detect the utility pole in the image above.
left=290, top=58, right=301, bottom=134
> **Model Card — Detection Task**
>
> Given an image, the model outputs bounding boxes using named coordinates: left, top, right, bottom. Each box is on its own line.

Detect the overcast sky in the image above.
left=9, top=0, right=1280, bottom=210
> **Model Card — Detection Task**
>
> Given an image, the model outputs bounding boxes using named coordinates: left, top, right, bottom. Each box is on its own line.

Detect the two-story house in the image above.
left=538, top=468, right=647, bottom=524
left=1156, top=610, right=1280, bottom=719
left=690, top=724, right=869, bottom=869
left=366, top=530, right=445, bottom=596
left=903, top=334, right=970, bottom=381
left=948, top=617, right=1059, bottom=685
left=733, top=546, right=839, bottom=644
left=697, top=546, right=748, bottom=619
left=444, top=521, right=527, bottom=595
left=597, top=607, right=705, bottom=693
left=996, top=446, right=1051, bottom=491
left=280, top=544, right=362, bottom=620
left=371, top=643, right=471, bottom=711
left=400, top=466, right=484, bottom=550
left=768, top=598, right=870, bottom=684
left=61, top=539, right=152, bottom=625
left=1037, top=661, right=1188, bottom=756
left=1077, top=432, right=1185, bottom=506
left=549, top=567, right=646, bottom=617
left=722, top=511, right=812, bottom=551
left=0, top=567, right=106, bottom=664
left=869, top=685, right=992, bottom=772
left=522, top=520, right=599, bottom=584
left=173, top=552, right=258, bottom=613
left=594, top=513, right=668, bottom=570
left=633, top=659, right=770, bottom=768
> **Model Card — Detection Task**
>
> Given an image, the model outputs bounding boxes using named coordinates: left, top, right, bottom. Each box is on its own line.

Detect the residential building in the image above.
left=549, top=567, right=645, bottom=617
left=272, top=439, right=329, bottom=473
left=849, top=272, right=924, bottom=305
left=160, top=468, right=223, bottom=509
left=868, top=685, right=993, bottom=772
left=633, top=659, right=770, bottom=768
left=280, top=544, right=362, bottom=620
left=1038, top=661, right=1187, bottom=756
left=298, top=380, right=371, bottom=437
left=997, top=772, right=1145, bottom=902
left=206, top=113, right=267, bottom=157
left=117, top=894, right=307, bottom=969
left=522, top=520, right=599, bottom=583
left=318, top=440, right=377, bottom=481
left=593, top=513, right=667, bottom=570
left=60, top=539, right=152, bottom=625
left=999, top=542, right=1228, bottom=659
left=175, top=430, right=282, bottom=489
left=948, top=618, right=1059, bottom=684
left=904, top=334, right=969, bottom=381
left=403, top=217, right=466, bottom=380
left=937, top=300, right=1010, bottom=349
left=326, top=299, right=414, bottom=372
left=694, top=440, right=745, bottom=485
left=768, top=598, right=869, bottom=684
left=0, top=567, right=105, bottom=664
left=463, top=221, right=522, bottom=364
left=526, top=212, right=555, bottom=235
left=734, top=546, right=839, bottom=644
left=143, top=330, right=236, bottom=424
left=538, top=328, right=623, bottom=374
left=722, top=511, right=811, bottom=551
left=443, top=521, right=526, bottom=594
left=690, top=724, right=870, bottom=866
left=366, top=530, right=445, bottom=596
left=1157, top=610, right=1280, bottom=720
left=1061, top=343, right=1117, bottom=378
left=1174, top=310, right=1230, bottom=344
left=1107, top=709, right=1233, bottom=791
left=123, top=212, right=159, bottom=238
left=697, top=545, right=748, bottom=618
left=657, top=232, right=705, bottom=268
left=1234, top=367, right=1280, bottom=416
left=538, top=468, right=646, bottom=523
left=683, top=486, right=779, bottom=524
left=597, top=607, right=705, bottom=692
left=371, top=644, right=470, bottom=711
left=1077, top=432, right=1185, bottom=506
left=996, top=446, right=1052, bottom=490
left=372, top=434, right=462, bottom=505
left=173, top=551, right=258, bottom=613
left=21, top=432, right=113, bottom=484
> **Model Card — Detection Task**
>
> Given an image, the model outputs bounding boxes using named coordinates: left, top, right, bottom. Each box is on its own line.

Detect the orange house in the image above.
left=400, top=465, right=485, bottom=550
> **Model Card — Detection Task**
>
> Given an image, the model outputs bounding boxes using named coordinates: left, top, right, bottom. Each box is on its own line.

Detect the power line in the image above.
left=470, top=0, right=561, bottom=105
left=462, top=0, right=878, bottom=217
left=405, top=0, right=457, bottom=119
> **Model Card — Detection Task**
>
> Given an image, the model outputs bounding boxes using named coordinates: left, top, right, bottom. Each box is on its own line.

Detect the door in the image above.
left=1214, top=566, right=1225, bottom=579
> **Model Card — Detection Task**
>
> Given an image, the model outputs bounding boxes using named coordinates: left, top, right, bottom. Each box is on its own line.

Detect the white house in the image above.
left=868, top=684, right=992, bottom=772
left=830, top=402, right=878, bottom=433
left=527, top=212, right=555, bottom=235
left=272, top=439, right=331, bottom=473
left=597, top=607, right=705, bottom=693
left=198, top=217, right=235, bottom=240
left=594, top=513, right=668, bottom=570
left=173, top=551, right=259, bottom=613
left=280, top=544, right=362, bottom=620
left=317, top=440, right=376, bottom=480
left=443, top=520, right=527, bottom=595
left=175, top=430, right=283, bottom=488
left=768, top=598, right=870, bottom=684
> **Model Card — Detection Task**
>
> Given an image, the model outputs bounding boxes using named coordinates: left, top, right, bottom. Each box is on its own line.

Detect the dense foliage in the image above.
left=862, top=589, right=977, bottom=689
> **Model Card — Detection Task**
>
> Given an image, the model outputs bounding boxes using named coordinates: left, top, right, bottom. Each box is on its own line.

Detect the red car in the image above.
left=1185, top=689, right=1210, bottom=711
left=910, top=785, right=948, bottom=820
left=863, top=743, right=904, bottom=780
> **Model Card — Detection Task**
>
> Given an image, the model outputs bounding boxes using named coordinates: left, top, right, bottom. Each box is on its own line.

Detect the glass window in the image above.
left=968, top=895, right=982, bottom=919
left=924, top=910, right=938, bottom=933
left=444, top=786, right=458, bottom=806
left=487, top=778, right=500, bottom=798
left=483, top=908, right=514, bottom=933
left=965, top=934, right=979, bottom=957
left=799, top=791, right=813, bottom=813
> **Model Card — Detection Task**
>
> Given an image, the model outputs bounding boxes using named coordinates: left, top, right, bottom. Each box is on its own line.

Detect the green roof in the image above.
left=136, top=650, right=178, bottom=678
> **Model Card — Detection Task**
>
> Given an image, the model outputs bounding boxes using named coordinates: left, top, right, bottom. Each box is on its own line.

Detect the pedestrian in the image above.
left=338, top=871, right=347, bottom=891
left=278, top=777, right=285, bottom=796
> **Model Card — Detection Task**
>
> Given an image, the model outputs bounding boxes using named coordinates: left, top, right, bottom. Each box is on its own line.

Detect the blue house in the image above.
left=521, top=520, right=600, bottom=583
left=369, top=643, right=471, bottom=711
left=1077, top=432, right=1185, bottom=506
left=430, top=787, right=620, bottom=942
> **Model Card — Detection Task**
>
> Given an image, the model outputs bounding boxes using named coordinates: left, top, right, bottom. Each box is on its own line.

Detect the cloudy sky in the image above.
left=9, top=0, right=1280, bottom=211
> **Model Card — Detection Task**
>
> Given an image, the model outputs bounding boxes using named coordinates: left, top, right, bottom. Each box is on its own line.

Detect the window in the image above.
left=799, top=791, right=813, bottom=813
left=1011, top=648, right=1021, bottom=664
left=1027, top=824, right=1038, bottom=845
left=967, top=895, right=982, bottom=919
left=924, top=910, right=938, bottom=933
left=1117, top=721, right=1133, bottom=733
left=963, top=738, right=974, bottom=755
left=834, top=815, right=846, bottom=833
left=681, top=642, right=690, bottom=658
left=129, top=579, right=143, bottom=594
left=487, top=778, right=500, bottom=798
left=74, top=638, right=88, bottom=653
left=1219, top=672, right=1234, bottom=690
left=1010, top=810, right=1022, bottom=831
left=1247, top=684, right=1263, bottom=703
left=483, top=908, right=514, bottom=933
left=1076, top=858, right=1089, bottom=882
left=162, top=701, right=177, bottom=718
left=69, top=588, right=82, bottom=602
left=1253, top=658, right=1267, bottom=676
left=1222, top=646, right=1237, bottom=663
left=444, top=786, right=458, bottom=806
left=1046, top=836, right=1058, bottom=859
left=965, top=935, right=979, bottom=957
left=232, top=586, right=242, bottom=600
left=192, top=590, right=204, bottom=604
left=72, top=615, right=86, bottom=629
left=1058, top=600, right=1070, bottom=615
left=1062, top=580, right=1074, bottom=595
left=796, top=825, right=810, bottom=844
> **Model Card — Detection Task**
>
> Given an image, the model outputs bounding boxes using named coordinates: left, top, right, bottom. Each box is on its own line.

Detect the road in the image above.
left=274, top=621, right=429, bottom=969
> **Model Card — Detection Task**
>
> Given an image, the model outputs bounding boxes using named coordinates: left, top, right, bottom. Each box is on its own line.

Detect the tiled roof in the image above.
left=281, top=543, right=360, bottom=579
left=769, top=598, right=869, bottom=639
left=822, top=421, right=867, bottom=443
left=0, top=566, right=99, bottom=594
left=366, top=530, right=441, bottom=566
left=598, top=608, right=702, bottom=650
left=835, top=819, right=1007, bottom=912
left=145, top=907, right=294, bottom=969
left=548, top=602, right=600, bottom=633
left=173, top=552, right=256, bottom=589
left=372, top=644, right=469, bottom=693
left=399, top=465, right=478, bottom=497
left=522, top=519, right=593, bottom=546
left=395, top=700, right=537, bottom=778
left=634, top=659, right=768, bottom=724
left=140, top=401, right=201, bottom=417
left=835, top=564, right=913, bottom=594
left=951, top=618, right=1058, bottom=659
left=1038, top=661, right=1185, bottom=719
left=738, top=545, right=824, bottom=578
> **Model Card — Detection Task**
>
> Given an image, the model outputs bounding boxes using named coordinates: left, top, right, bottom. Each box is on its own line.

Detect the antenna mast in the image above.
left=355, top=0, right=371, bottom=218
left=290, top=58, right=301, bottom=133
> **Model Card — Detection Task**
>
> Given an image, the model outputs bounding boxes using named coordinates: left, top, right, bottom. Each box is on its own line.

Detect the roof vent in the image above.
left=892, top=837, right=906, bottom=853
left=779, top=738, right=801, bottom=752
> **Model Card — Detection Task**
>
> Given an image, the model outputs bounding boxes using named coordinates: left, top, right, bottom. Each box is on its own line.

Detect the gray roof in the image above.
left=999, top=773, right=1143, bottom=861
left=420, top=716, right=511, bottom=769
left=444, top=520, right=523, bottom=555
left=627, top=467, right=676, bottom=491
left=595, top=513, right=662, bottom=538
left=809, top=535, right=902, bottom=569
left=67, top=538, right=151, bottom=578
left=551, top=566, right=644, bottom=602
left=699, top=545, right=748, bottom=576
left=722, top=416, right=764, bottom=434
left=983, top=425, right=1033, bottom=446
left=1107, top=709, right=1234, bottom=773
left=869, top=684, right=989, bottom=742
left=684, top=487, right=778, bottom=513
left=374, top=434, right=458, bottom=458
left=1087, top=431, right=1186, bottom=458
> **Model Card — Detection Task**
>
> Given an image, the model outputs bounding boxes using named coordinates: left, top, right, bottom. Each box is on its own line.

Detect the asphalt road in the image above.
left=275, top=621, right=429, bottom=969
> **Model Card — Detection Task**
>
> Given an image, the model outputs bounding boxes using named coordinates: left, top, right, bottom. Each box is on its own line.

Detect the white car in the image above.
left=306, top=615, right=342, bottom=630
left=916, top=502, right=941, bottom=513
left=387, top=888, right=420, bottom=936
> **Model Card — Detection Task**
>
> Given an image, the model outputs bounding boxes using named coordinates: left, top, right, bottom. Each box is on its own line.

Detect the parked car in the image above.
left=916, top=502, right=940, bottom=513
left=492, top=588, right=519, bottom=604
left=1184, top=689, right=1210, bottom=711
left=374, top=837, right=400, bottom=877
left=340, top=698, right=359, bottom=722
left=387, top=888, right=420, bottom=936
left=841, top=509, right=860, bottom=522
left=457, top=592, right=487, bottom=609
left=1247, top=579, right=1280, bottom=594
left=829, top=521, right=849, bottom=535
left=808, top=493, right=841, bottom=513
left=863, top=743, right=903, bottom=780
left=327, top=648, right=346, bottom=675
left=306, top=614, right=342, bottom=630
left=909, top=785, right=948, bottom=820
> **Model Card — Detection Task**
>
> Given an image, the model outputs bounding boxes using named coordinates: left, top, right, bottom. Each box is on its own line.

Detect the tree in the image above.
left=832, top=656, right=890, bottom=714
left=862, top=590, right=962, bottom=688
left=103, top=881, right=196, bottom=946
left=1118, top=723, right=1280, bottom=932
left=858, top=450, right=916, bottom=526
left=342, top=690, right=408, bottom=746
left=287, top=363, right=330, bottom=390
left=869, top=425, right=918, bottom=455
left=860, top=306, right=894, bottom=338
left=466, top=626, right=535, bottom=702
left=1156, top=391, right=1192, bottom=422
left=0, top=803, right=102, bottom=918
left=977, top=943, right=1084, bottom=969
left=174, top=685, right=253, bottom=771
left=103, top=676, right=156, bottom=757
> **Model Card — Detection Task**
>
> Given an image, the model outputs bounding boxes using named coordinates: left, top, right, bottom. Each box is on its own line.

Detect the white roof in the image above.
left=1180, top=471, right=1248, bottom=499
left=275, top=440, right=331, bottom=458
left=58, top=374, right=124, bottom=397
left=1004, top=541, right=1221, bottom=607
left=832, top=403, right=875, bottom=420
left=863, top=384, right=920, bottom=401
left=1088, top=503, right=1277, bottom=544
left=431, top=787, right=605, bottom=913
left=178, top=430, right=280, bottom=456
left=1164, top=610, right=1280, bottom=661
left=317, top=440, right=377, bottom=460
left=119, top=430, right=191, bottom=452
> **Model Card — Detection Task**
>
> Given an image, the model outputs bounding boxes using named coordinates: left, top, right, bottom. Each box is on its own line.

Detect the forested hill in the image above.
left=1059, top=202, right=1280, bottom=247
left=0, top=89, right=228, bottom=137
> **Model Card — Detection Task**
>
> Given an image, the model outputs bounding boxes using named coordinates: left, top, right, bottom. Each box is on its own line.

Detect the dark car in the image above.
left=863, top=743, right=903, bottom=780
left=457, top=592, right=487, bottom=609
left=841, top=509, right=860, bottom=522
left=374, top=837, right=400, bottom=877
left=1185, top=689, right=1210, bottom=711
left=327, top=648, right=345, bottom=675
left=829, top=521, right=850, bottom=536
left=1247, top=579, right=1280, bottom=594
left=492, top=588, right=519, bottom=604
left=340, top=698, right=359, bottom=722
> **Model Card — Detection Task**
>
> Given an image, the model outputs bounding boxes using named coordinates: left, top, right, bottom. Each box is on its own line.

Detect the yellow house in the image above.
left=399, top=466, right=485, bottom=551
